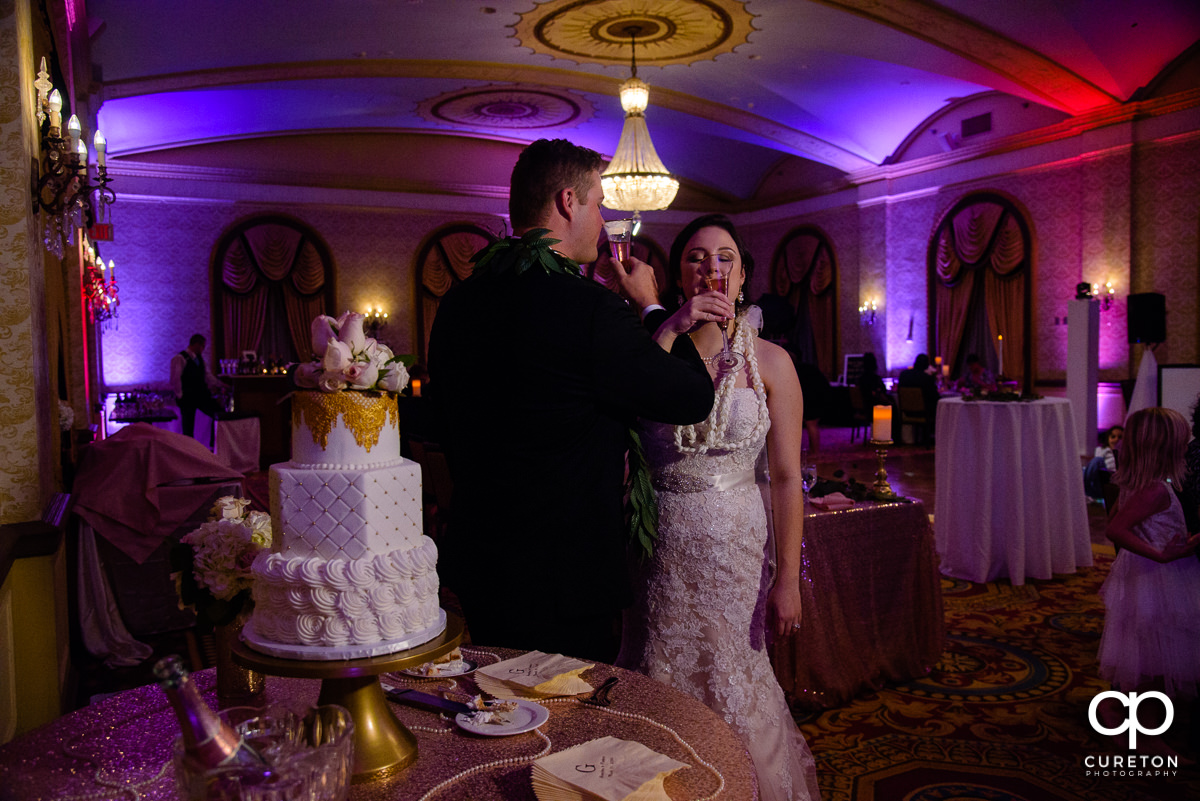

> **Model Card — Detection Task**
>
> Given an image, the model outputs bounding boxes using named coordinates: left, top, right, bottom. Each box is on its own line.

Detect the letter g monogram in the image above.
left=1088, top=690, right=1173, bottom=749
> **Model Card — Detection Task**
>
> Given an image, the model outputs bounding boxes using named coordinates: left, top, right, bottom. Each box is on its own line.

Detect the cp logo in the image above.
left=1088, top=691, right=1174, bottom=749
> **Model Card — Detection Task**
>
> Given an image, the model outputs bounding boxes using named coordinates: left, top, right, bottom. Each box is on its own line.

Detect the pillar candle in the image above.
left=411, top=378, right=422, bottom=397
left=872, top=405, right=891, bottom=442
left=997, top=334, right=1004, bottom=376
left=934, top=356, right=942, bottom=367
left=942, top=364, right=950, bottom=378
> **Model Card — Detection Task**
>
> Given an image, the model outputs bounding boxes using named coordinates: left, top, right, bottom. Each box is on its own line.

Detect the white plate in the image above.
left=399, top=659, right=478, bottom=678
left=455, top=699, right=549, bottom=737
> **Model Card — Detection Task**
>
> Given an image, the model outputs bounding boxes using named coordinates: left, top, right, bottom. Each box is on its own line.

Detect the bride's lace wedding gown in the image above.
left=619, top=386, right=820, bottom=800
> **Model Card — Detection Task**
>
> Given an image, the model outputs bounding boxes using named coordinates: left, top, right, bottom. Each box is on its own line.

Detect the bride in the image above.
left=617, top=214, right=820, bottom=800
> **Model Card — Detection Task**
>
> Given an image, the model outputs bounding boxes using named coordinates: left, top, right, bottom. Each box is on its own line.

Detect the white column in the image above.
left=1067, top=298, right=1099, bottom=457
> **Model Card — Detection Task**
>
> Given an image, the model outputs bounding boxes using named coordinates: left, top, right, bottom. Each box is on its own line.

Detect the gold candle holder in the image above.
left=867, top=438, right=897, bottom=498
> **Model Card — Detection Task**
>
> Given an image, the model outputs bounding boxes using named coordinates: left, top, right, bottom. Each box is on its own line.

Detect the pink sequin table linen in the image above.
left=0, top=647, right=757, bottom=800
left=770, top=499, right=945, bottom=710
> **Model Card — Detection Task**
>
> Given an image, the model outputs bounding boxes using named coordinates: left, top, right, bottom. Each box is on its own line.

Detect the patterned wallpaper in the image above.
left=0, top=0, right=50, bottom=523
left=99, top=200, right=502, bottom=389
left=1132, top=134, right=1200, bottom=367
left=96, top=113, right=1200, bottom=402
left=743, top=126, right=1200, bottom=385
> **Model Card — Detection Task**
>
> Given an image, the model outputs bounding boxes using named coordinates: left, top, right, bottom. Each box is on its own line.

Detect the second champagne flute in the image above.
left=705, top=270, right=745, bottom=372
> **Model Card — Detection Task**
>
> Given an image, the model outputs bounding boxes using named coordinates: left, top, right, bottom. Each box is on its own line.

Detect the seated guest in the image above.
left=955, top=353, right=996, bottom=393
left=1084, top=425, right=1123, bottom=503
left=898, top=353, right=939, bottom=439
left=856, top=351, right=889, bottom=407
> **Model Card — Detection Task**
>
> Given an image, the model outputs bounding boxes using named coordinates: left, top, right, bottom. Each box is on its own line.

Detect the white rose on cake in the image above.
left=295, top=311, right=410, bottom=394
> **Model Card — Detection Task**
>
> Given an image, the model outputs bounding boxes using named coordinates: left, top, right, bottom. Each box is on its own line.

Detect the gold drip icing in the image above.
left=294, top=391, right=399, bottom=453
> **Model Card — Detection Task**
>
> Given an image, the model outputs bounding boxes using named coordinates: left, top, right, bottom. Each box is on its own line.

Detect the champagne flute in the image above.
left=603, top=219, right=633, bottom=263
left=705, top=271, right=745, bottom=372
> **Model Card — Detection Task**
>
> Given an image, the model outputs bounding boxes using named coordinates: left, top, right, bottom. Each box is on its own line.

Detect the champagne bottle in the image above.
left=153, top=655, right=269, bottom=774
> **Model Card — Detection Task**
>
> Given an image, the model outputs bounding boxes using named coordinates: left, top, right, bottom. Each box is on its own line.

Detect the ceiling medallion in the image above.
left=514, top=0, right=756, bottom=66
left=416, top=85, right=595, bottom=130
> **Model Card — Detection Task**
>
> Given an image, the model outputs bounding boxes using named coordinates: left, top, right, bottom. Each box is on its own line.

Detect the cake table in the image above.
left=233, top=612, right=464, bottom=781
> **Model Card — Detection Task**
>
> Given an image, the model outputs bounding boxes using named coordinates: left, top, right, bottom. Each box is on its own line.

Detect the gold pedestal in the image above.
left=867, top=438, right=897, bottom=498
left=232, top=613, right=464, bottom=782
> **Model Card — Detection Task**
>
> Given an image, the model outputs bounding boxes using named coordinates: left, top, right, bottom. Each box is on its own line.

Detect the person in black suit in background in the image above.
left=169, top=334, right=226, bottom=440
left=898, top=353, right=939, bottom=442
left=428, top=139, right=715, bottom=662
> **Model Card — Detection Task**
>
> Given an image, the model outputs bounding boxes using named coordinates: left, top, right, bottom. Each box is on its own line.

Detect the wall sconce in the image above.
left=1091, top=281, right=1115, bottom=311
left=858, top=298, right=878, bottom=326
left=32, top=56, right=115, bottom=259
left=364, top=306, right=388, bottom=339
left=80, top=236, right=119, bottom=325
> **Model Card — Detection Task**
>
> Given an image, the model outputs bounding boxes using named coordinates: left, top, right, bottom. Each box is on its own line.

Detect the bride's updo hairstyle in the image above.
left=665, top=213, right=755, bottom=310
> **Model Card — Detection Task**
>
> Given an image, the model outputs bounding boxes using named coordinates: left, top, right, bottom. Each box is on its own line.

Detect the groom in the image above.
left=428, top=139, right=714, bottom=663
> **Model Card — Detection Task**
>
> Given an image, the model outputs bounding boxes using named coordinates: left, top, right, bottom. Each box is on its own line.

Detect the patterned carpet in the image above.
left=796, top=548, right=1200, bottom=801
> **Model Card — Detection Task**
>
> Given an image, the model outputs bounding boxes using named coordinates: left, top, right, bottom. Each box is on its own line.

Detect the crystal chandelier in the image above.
left=601, top=26, right=679, bottom=222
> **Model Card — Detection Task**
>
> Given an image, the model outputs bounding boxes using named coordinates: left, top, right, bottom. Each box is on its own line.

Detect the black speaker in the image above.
left=1127, top=292, right=1166, bottom=344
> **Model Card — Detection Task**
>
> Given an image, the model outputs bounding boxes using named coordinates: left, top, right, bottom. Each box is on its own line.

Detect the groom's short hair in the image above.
left=509, top=139, right=604, bottom=231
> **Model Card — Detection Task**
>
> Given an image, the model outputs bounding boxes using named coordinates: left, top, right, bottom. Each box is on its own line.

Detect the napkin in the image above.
left=475, top=651, right=594, bottom=699
left=809, top=491, right=855, bottom=511
left=531, top=736, right=687, bottom=801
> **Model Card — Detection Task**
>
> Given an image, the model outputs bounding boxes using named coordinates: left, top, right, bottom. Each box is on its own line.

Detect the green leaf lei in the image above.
left=470, top=228, right=581, bottom=278
left=469, top=227, right=659, bottom=558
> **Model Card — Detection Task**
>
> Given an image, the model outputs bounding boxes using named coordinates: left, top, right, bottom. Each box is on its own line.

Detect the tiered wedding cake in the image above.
left=244, top=312, right=442, bottom=660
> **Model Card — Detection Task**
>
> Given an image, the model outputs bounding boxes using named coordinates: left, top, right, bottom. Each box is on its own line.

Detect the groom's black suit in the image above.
left=428, top=267, right=713, bottom=661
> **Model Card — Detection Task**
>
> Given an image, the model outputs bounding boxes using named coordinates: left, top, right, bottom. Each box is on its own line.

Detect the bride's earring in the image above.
left=676, top=290, right=685, bottom=307
left=737, top=290, right=744, bottom=303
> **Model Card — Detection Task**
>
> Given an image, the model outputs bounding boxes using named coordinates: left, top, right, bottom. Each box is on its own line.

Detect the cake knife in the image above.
left=384, top=687, right=474, bottom=716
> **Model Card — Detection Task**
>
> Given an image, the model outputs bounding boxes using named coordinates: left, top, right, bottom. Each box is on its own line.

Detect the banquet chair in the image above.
left=897, top=387, right=930, bottom=444
left=846, top=386, right=870, bottom=442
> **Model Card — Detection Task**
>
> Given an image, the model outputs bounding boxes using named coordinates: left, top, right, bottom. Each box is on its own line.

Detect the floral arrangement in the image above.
left=961, top=388, right=1041, bottom=403
left=171, top=496, right=272, bottom=628
left=294, top=311, right=409, bottom=393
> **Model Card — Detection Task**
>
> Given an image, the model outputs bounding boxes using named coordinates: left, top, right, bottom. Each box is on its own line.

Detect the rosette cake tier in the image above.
left=245, top=390, right=443, bottom=660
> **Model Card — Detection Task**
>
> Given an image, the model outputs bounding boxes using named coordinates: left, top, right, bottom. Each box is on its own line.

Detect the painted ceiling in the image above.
left=82, top=0, right=1200, bottom=211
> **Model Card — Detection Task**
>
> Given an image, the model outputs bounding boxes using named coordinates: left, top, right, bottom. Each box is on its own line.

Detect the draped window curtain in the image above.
left=933, top=201, right=1028, bottom=384
left=218, top=222, right=330, bottom=362
left=417, top=226, right=495, bottom=364
left=771, top=231, right=836, bottom=378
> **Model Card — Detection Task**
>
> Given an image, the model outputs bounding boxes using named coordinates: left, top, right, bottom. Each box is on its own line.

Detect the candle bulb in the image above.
left=66, top=114, right=81, bottom=151
left=108, top=259, right=115, bottom=280
left=48, top=89, right=62, bottom=130
left=94, top=130, right=107, bottom=168
left=872, top=405, right=892, bottom=442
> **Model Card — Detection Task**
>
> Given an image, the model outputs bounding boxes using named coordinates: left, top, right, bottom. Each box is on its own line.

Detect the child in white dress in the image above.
left=1097, top=407, right=1200, bottom=755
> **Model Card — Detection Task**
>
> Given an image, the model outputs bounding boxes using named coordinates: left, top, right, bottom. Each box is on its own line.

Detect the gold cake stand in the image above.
left=232, top=613, right=464, bottom=782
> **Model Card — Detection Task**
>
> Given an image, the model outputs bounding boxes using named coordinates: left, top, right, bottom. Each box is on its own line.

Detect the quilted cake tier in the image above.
left=268, top=459, right=423, bottom=558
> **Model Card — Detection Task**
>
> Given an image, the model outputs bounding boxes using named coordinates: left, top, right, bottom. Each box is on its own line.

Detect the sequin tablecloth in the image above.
left=0, top=647, right=757, bottom=800
left=770, top=499, right=945, bottom=710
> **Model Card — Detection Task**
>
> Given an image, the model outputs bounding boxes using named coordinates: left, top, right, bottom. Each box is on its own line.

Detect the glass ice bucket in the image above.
left=173, top=703, right=354, bottom=801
